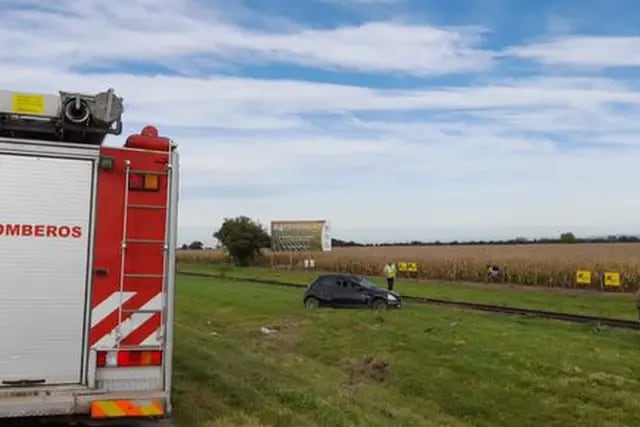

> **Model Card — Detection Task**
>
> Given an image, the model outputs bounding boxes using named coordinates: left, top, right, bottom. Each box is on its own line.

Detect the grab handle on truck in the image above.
left=2, top=379, right=46, bottom=387
left=94, top=267, right=110, bottom=276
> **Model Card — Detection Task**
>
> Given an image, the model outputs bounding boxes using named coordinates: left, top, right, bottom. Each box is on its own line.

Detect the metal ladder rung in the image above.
left=118, top=345, right=163, bottom=351
left=128, top=204, right=167, bottom=210
left=124, top=274, right=165, bottom=279
left=129, top=169, right=168, bottom=176
left=125, top=239, right=165, bottom=244
left=122, top=308, right=163, bottom=314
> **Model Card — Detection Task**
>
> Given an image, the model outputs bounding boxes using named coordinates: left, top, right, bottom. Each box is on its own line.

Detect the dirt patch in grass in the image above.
left=257, top=319, right=307, bottom=351
left=344, top=355, right=390, bottom=384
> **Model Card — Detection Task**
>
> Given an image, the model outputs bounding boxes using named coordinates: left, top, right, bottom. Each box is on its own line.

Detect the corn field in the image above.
left=177, top=243, right=640, bottom=291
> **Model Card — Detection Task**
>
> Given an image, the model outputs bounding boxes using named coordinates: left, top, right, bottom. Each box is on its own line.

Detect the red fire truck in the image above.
left=0, top=88, right=178, bottom=423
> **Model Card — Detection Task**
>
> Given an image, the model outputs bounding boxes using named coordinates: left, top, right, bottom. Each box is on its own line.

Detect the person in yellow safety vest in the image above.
left=383, top=262, right=397, bottom=291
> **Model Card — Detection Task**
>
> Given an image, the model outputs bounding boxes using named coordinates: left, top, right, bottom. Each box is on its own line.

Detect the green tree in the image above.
left=188, top=240, right=204, bottom=250
left=213, top=216, right=271, bottom=266
left=560, top=232, right=576, bottom=243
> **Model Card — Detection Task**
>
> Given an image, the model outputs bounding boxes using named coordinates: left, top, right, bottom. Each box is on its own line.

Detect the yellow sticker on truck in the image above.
left=11, top=92, right=46, bottom=115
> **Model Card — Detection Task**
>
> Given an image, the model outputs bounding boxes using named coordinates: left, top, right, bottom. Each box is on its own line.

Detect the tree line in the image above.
left=331, top=232, right=640, bottom=247
left=179, top=216, right=640, bottom=267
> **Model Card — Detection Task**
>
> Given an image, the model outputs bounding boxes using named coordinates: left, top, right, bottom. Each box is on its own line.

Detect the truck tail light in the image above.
left=129, top=173, right=159, bottom=191
left=96, top=350, right=162, bottom=368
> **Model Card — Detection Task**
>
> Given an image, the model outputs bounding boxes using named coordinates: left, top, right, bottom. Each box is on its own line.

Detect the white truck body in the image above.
left=0, top=153, right=94, bottom=386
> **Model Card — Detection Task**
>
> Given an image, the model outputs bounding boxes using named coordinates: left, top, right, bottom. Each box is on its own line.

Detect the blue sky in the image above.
left=2, top=0, right=640, bottom=244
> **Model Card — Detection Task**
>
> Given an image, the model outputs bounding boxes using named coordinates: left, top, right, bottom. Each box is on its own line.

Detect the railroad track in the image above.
left=178, top=271, right=640, bottom=330
left=401, top=295, right=640, bottom=330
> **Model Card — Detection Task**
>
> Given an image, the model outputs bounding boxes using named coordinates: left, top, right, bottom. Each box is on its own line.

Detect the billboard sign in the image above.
left=270, top=220, right=331, bottom=252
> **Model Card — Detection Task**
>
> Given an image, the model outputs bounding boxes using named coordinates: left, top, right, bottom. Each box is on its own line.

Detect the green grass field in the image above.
left=171, top=274, right=640, bottom=427
left=177, top=263, right=639, bottom=320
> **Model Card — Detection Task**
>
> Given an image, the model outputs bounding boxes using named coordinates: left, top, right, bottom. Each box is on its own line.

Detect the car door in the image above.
left=331, top=276, right=354, bottom=307
left=315, top=275, right=339, bottom=304
left=333, top=277, right=368, bottom=307
left=346, top=279, right=370, bottom=307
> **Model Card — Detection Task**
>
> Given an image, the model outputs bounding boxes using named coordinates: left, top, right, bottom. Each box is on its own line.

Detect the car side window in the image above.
left=318, top=276, right=336, bottom=287
left=314, top=276, right=337, bottom=297
left=349, top=281, right=365, bottom=292
left=334, top=277, right=353, bottom=291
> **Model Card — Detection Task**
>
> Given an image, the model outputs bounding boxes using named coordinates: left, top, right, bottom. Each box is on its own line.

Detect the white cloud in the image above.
left=506, top=35, right=640, bottom=68
left=466, top=106, right=640, bottom=135
left=178, top=135, right=394, bottom=185
left=0, top=0, right=492, bottom=76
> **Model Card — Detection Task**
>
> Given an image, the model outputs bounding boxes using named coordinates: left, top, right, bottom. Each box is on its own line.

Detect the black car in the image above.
left=303, top=274, right=402, bottom=309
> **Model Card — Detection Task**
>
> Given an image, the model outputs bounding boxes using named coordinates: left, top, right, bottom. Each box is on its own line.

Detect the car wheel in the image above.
left=371, top=298, right=388, bottom=310
left=304, top=296, right=320, bottom=309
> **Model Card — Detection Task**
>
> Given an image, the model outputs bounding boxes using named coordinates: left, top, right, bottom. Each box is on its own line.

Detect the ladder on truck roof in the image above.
left=116, top=138, right=174, bottom=350
left=0, top=88, right=124, bottom=145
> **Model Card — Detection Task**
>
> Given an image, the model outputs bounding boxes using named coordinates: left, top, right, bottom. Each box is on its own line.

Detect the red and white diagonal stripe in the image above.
left=90, top=291, right=163, bottom=349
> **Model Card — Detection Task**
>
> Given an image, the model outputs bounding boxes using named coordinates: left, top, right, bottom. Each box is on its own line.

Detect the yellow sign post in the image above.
left=408, top=262, right=418, bottom=272
left=604, top=272, right=621, bottom=287
left=397, top=262, right=408, bottom=273
left=576, top=270, right=591, bottom=285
